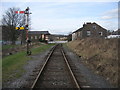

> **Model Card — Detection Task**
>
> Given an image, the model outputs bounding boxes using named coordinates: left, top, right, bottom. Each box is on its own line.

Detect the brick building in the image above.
left=28, top=31, right=68, bottom=42
left=72, top=22, right=107, bottom=40
left=28, top=31, right=50, bottom=42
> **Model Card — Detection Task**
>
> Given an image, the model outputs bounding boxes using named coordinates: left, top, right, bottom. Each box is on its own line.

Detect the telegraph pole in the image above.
left=25, top=7, right=32, bottom=55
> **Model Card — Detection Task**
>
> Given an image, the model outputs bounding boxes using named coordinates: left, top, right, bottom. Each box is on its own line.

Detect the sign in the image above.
left=15, top=11, right=25, bottom=14
left=16, top=27, right=25, bottom=30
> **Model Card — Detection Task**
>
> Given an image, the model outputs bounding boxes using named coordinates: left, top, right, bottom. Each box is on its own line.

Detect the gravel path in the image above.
left=63, top=46, right=114, bottom=88
left=3, top=46, right=54, bottom=88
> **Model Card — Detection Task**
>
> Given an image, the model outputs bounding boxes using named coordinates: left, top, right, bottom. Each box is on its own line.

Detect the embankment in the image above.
left=67, top=38, right=119, bottom=87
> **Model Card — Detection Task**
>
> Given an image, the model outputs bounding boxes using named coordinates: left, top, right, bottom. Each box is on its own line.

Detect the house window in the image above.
left=42, top=34, right=45, bottom=40
left=39, top=36, right=41, bottom=39
left=45, top=36, right=48, bottom=40
left=35, top=36, right=37, bottom=39
left=87, top=31, right=91, bottom=36
left=99, top=32, right=103, bottom=36
left=78, top=32, right=80, bottom=36
left=31, top=36, right=33, bottom=39
left=93, top=25, right=96, bottom=29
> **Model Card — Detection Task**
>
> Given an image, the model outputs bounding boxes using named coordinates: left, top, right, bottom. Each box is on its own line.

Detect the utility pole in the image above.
left=25, top=7, right=32, bottom=55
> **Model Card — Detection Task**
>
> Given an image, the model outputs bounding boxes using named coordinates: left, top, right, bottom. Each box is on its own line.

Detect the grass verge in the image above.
left=31, top=43, right=55, bottom=55
left=2, top=45, right=21, bottom=50
left=2, top=43, right=55, bottom=83
left=2, top=51, right=30, bottom=83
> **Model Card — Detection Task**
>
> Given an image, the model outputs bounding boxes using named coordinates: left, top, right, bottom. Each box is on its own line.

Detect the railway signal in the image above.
left=15, top=7, right=32, bottom=55
left=25, top=24, right=28, bottom=30
left=15, top=11, right=25, bottom=14
left=25, top=7, right=32, bottom=55
left=16, top=27, right=25, bottom=30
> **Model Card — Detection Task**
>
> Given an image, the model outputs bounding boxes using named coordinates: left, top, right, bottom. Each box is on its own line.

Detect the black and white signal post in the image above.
left=15, top=7, right=32, bottom=55
left=25, top=7, right=32, bottom=55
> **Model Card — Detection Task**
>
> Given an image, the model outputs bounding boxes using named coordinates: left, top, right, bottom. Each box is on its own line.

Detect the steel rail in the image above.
left=61, top=49, right=80, bottom=89
left=31, top=44, right=80, bottom=89
left=31, top=45, right=57, bottom=89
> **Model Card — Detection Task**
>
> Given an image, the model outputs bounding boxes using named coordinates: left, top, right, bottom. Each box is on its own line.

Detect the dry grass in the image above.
left=67, top=38, right=119, bottom=87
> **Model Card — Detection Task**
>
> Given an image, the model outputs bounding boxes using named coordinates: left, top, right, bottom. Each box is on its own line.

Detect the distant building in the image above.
left=28, top=31, right=68, bottom=42
left=106, top=29, right=120, bottom=39
left=48, top=34, right=68, bottom=41
left=28, top=31, right=50, bottom=42
left=72, top=22, right=107, bottom=40
left=112, top=29, right=120, bottom=35
left=107, top=35, right=120, bottom=38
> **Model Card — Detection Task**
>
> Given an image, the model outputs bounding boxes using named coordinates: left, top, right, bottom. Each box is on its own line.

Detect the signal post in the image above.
left=25, top=7, right=32, bottom=55
left=15, top=7, right=32, bottom=55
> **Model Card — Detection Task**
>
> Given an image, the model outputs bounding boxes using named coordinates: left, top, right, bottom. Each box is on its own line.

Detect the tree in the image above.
left=2, top=7, right=25, bottom=45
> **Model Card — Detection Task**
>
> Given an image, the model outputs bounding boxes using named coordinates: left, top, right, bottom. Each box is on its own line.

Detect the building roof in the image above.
left=72, top=27, right=83, bottom=33
left=29, top=31, right=50, bottom=35
left=72, top=22, right=107, bottom=34
left=112, top=29, right=120, bottom=35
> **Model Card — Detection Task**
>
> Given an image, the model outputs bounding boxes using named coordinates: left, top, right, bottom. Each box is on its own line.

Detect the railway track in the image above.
left=31, top=44, right=80, bottom=89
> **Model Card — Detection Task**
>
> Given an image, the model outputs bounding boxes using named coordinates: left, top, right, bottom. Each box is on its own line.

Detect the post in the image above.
left=25, top=7, right=32, bottom=55
left=15, top=8, right=32, bottom=55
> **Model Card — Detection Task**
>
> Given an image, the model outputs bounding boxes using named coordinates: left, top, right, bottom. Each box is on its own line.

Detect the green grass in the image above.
left=2, top=44, right=21, bottom=50
left=62, top=43, right=67, bottom=47
left=2, top=43, right=55, bottom=82
left=31, top=43, right=55, bottom=55
left=62, top=43, right=68, bottom=50
left=2, top=51, right=30, bottom=82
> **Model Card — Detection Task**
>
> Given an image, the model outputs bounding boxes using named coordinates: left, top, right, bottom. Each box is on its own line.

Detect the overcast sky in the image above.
left=1, top=0, right=119, bottom=35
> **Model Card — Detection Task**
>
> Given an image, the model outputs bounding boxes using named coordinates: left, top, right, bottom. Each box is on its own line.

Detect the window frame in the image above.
left=87, top=31, right=91, bottom=36
left=93, top=25, right=97, bottom=29
left=99, top=32, right=103, bottom=36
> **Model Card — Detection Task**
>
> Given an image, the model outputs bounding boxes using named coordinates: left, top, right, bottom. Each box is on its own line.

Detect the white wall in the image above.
left=72, top=33, right=76, bottom=41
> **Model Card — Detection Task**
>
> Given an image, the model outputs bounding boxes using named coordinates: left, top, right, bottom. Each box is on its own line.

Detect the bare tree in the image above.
left=2, top=7, right=25, bottom=45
